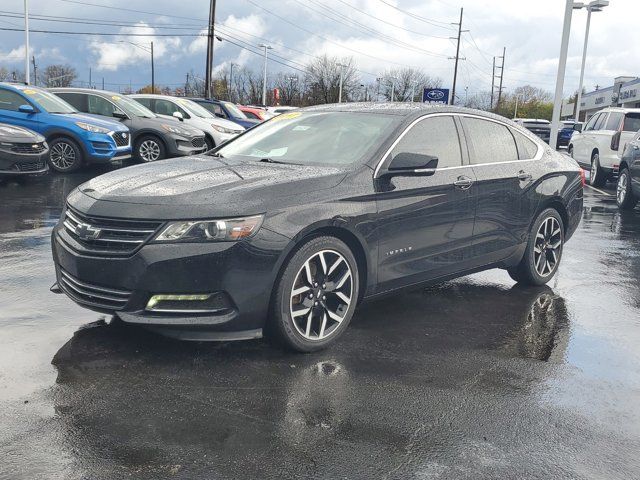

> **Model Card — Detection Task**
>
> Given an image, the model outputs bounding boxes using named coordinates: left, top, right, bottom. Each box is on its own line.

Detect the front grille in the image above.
left=191, top=136, right=205, bottom=148
left=110, top=131, right=130, bottom=148
left=14, top=159, right=46, bottom=172
left=62, top=207, right=162, bottom=256
left=58, top=268, right=131, bottom=311
left=10, top=142, right=47, bottom=154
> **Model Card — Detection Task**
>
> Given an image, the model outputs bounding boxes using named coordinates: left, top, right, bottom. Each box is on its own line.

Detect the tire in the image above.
left=589, top=152, right=607, bottom=187
left=135, top=135, right=166, bottom=163
left=616, top=167, right=638, bottom=210
left=567, top=145, right=573, bottom=158
left=508, top=208, right=564, bottom=286
left=204, top=136, right=215, bottom=151
left=269, top=236, right=359, bottom=352
left=48, top=137, right=82, bottom=173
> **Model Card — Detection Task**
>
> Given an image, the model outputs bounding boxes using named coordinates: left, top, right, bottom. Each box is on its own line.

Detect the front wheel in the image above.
left=589, top=152, right=607, bottom=187
left=616, top=167, right=638, bottom=210
left=508, top=208, right=564, bottom=286
left=269, top=236, right=359, bottom=352
left=204, top=136, right=215, bottom=151
left=135, top=135, right=165, bottom=163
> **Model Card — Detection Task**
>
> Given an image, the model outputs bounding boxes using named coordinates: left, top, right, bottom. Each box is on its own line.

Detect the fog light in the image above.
left=146, top=293, right=231, bottom=313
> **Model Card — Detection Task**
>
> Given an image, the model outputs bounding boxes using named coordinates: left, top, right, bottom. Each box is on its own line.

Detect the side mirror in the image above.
left=573, top=123, right=583, bottom=133
left=172, top=111, right=184, bottom=121
left=18, top=104, right=35, bottom=114
left=113, top=110, right=127, bottom=120
left=387, top=152, right=439, bottom=175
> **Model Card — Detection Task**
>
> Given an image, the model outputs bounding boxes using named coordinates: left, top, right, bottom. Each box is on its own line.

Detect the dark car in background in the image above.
left=0, top=83, right=131, bottom=173
left=616, top=131, right=640, bottom=210
left=51, top=104, right=583, bottom=352
left=513, top=118, right=551, bottom=144
left=0, top=123, right=49, bottom=177
left=188, top=98, right=260, bottom=129
left=557, top=120, right=577, bottom=148
left=51, top=88, right=207, bottom=163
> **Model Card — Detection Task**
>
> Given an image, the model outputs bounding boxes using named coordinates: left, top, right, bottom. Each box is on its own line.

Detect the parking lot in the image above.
left=1, top=168, right=639, bottom=479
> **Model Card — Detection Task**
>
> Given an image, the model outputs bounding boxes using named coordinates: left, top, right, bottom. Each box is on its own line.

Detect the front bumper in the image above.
left=166, top=133, right=207, bottom=157
left=83, top=130, right=132, bottom=164
left=0, top=151, right=49, bottom=175
left=51, top=222, right=290, bottom=338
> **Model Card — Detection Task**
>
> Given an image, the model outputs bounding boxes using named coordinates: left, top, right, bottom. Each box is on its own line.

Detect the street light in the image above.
left=259, top=43, right=272, bottom=106
left=549, top=0, right=576, bottom=150
left=574, top=0, right=609, bottom=122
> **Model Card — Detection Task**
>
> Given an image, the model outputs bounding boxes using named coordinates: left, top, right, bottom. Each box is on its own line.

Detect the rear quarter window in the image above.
left=511, top=128, right=539, bottom=159
left=623, top=113, right=640, bottom=132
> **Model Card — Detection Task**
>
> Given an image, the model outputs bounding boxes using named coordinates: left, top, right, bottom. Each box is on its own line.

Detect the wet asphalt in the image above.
left=1, top=165, right=639, bottom=480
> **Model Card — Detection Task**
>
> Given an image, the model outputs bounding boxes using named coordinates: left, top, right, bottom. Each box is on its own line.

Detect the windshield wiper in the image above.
left=259, top=157, right=289, bottom=165
left=209, top=152, right=225, bottom=158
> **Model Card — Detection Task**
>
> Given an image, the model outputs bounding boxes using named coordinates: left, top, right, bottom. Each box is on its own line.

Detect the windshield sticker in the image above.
left=23, top=89, right=37, bottom=95
left=111, top=95, right=121, bottom=101
left=273, top=111, right=301, bottom=121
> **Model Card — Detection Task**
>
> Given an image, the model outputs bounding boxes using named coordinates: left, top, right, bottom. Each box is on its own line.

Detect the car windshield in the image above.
left=216, top=111, right=400, bottom=166
left=223, top=102, right=247, bottom=119
left=19, top=87, right=76, bottom=114
left=111, top=94, right=156, bottom=118
left=178, top=99, right=215, bottom=118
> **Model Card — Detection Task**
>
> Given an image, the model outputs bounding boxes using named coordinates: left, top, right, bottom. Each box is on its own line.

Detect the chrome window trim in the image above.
left=373, top=112, right=544, bottom=178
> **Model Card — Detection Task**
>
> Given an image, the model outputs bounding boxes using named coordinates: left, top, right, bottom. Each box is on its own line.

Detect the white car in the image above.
left=130, top=94, right=244, bottom=149
left=569, top=107, right=640, bottom=187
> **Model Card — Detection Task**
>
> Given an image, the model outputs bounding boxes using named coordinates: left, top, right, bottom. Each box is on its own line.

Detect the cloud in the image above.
left=88, top=22, right=182, bottom=71
left=188, top=14, right=267, bottom=55
left=0, top=45, right=31, bottom=63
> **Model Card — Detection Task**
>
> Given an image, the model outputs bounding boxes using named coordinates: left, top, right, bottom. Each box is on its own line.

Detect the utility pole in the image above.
left=391, top=81, right=395, bottom=102
left=31, top=55, right=37, bottom=86
left=151, top=41, right=155, bottom=93
left=24, top=0, right=30, bottom=84
left=376, top=77, right=382, bottom=101
left=259, top=44, right=272, bottom=106
left=102, top=77, right=104, bottom=90
left=185, top=73, right=189, bottom=96
left=89, top=67, right=92, bottom=89
left=338, top=63, right=346, bottom=103
left=497, top=47, right=506, bottom=109
left=229, top=62, right=236, bottom=102
left=449, top=7, right=467, bottom=106
left=550, top=0, right=574, bottom=150
left=204, top=0, right=216, bottom=99
left=490, top=56, right=496, bottom=110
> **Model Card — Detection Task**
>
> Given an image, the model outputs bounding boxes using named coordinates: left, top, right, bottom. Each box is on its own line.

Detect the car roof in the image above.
left=599, top=107, right=640, bottom=113
left=49, top=87, right=123, bottom=97
left=188, top=97, right=221, bottom=104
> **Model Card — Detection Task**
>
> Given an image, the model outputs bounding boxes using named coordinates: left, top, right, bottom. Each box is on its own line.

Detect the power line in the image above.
left=376, top=0, right=456, bottom=30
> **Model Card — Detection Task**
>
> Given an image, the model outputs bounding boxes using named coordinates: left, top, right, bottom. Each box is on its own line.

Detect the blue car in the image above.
left=557, top=120, right=577, bottom=148
left=0, top=83, right=131, bottom=172
left=188, top=98, right=260, bottom=129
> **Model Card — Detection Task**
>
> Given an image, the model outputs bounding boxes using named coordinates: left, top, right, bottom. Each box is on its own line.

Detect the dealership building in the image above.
left=562, top=76, right=640, bottom=121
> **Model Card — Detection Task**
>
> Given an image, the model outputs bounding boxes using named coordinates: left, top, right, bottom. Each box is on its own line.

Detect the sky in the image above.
left=0, top=0, right=638, bottom=97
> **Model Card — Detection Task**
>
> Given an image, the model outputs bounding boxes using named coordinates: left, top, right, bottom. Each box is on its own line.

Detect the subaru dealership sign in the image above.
left=423, top=88, right=449, bottom=104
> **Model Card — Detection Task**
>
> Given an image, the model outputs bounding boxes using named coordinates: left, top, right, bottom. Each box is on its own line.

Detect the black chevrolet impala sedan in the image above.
left=51, top=104, right=584, bottom=351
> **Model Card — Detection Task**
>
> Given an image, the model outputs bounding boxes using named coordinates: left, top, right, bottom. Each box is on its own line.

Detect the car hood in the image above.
left=55, top=112, right=129, bottom=132
left=69, top=155, right=347, bottom=219
left=210, top=116, right=245, bottom=131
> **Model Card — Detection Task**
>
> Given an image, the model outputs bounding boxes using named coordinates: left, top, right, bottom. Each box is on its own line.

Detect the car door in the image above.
left=590, top=111, right=611, bottom=158
left=0, top=88, right=40, bottom=132
left=460, top=115, right=540, bottom=266
left=375, top=114, right=476, bottom=291
left=575, top=113, right=601, bottom=166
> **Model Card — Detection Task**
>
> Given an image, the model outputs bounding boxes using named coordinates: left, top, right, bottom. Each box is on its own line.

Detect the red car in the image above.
left=238, top=106, right=271, bottom=122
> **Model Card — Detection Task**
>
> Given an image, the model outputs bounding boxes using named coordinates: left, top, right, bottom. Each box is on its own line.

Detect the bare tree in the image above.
left=304, top=55, right=359, bottom=104
left=380, top=67, right=442, bottom=102
left=274, top=73, right=302, bottom=106
left=465, top=91, right=492, bottom=110
left=39, top=64, right=77, bottom=87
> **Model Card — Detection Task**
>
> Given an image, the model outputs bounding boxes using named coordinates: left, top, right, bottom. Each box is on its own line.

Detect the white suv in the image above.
left=569, top=107, right=640, bottom=187
left=130, top=94, right=244, bottom=150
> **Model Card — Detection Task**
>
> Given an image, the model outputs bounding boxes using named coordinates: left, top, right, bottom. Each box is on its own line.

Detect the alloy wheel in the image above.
left=289, top=249, right=353, bottom=341
left=617, top=171, right=628, bottom=205
left=533, top=217, right=562, bottom=277
left=139, top=140, right=161, bottom=162
left=590, top=156, right=597, bottom=183
left=50, top=142, right=76, bottom=170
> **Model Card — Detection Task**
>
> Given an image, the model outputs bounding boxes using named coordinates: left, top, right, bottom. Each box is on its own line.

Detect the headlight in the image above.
left=211, top=124, right=241, bottom=134
left=153, top=215, right=264, bottom=242
left=161, top=123, right=191, bottom=135
left=75, top=122, right=110, bottom=134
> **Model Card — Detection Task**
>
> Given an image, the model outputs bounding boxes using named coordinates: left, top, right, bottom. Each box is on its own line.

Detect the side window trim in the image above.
left=374, top=113, right=543, bottom=178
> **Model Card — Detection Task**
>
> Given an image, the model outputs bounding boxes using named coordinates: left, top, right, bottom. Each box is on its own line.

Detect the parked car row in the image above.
left=0, top=81, right=298, bottom=177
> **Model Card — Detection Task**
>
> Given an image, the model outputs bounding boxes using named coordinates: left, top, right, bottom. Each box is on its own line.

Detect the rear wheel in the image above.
left=508, top=208, right=564, bottom=286
left=48, top=137, right=82, bottom=173
left=616, top=167, right=638, bottom=210
left=269, top=236, right=359, bottom=352
left=135, top=135, right=165, bottom=163
left=589, top=152, right=607, bottom=187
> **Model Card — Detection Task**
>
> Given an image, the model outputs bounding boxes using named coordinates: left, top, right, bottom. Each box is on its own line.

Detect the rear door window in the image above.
left=623, top=112, right=640, bottom=132
left=462, top=117, right=518, bottom=164
left=604, top=112, right=623, bottom=131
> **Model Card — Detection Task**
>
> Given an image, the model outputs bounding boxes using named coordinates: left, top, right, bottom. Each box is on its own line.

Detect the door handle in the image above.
left=517, top=170, right=532, bottom=181
left=453, top=176, right=473, bottom=189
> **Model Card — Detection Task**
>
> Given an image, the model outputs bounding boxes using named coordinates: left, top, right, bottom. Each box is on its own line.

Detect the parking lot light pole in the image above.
left=24, top=0, right=30, bottom=84
left=550, top=0, right=576, bottom=150
left=259, top=44, right=272, bottom=106
left=338, top=63, right=346, bottom=103
left=575, top=0, right=609, bottom=122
